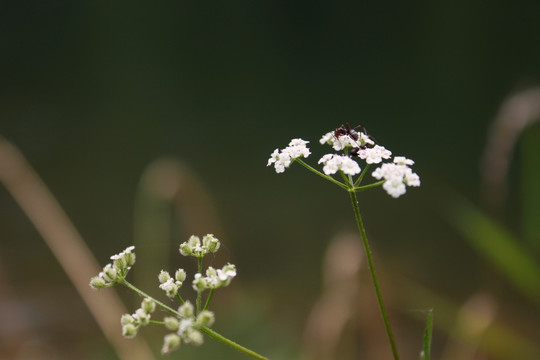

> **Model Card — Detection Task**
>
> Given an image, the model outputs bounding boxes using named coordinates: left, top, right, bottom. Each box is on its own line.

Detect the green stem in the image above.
left=354, top=180, right=385, bottom=193
left=203, top=289, right=215, bottom=311
left=122, top=280, right=269, bottom=360
left=348, top=190, right=400, bottom=360
left=122, top=279, right=179, bottom=316
left=295, top=159, right=348, bottom=191
left=201, top=327, right=269, bottom=360
left=354, top=164, right=371, bottom=187
left=176, top=292, right=185, bottom=305
left=197, top=257, right=203, bottom=314
left=150, top=320, right=166, bottom=325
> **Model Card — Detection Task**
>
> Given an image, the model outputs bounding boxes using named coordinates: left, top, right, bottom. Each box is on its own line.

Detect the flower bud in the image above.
left=164, top=316, right=180, bottom=331
left=187, top=235, right=200, bottom=248
left=134, top=308, right=151, bottom=325
left=175, top=269, right=186, bottom=282
left=141, top=298, right=156, bottom=314
left=121, top=314, right=135, bottom=326
left=102, top=264, right=118, bottom=282
left=158, top=270, right=171, bottom=284
left=186, top=329, right=204, bottom=346
left=123, top=246, right=136, bottom=266
left=203, top=234, right=220, bottom=253
left=192, top=274, right=206, bottom=292
left=161, top=333, right=181, bottom=354
left=196, top=310, right=215, bottom=328
left=89, top=276, right=106, bottom=290
left=179, top=242, right=192, bottom=256
left=178, top=301, right=194, bottom=318
left=122, top=323, right=138, bottom=338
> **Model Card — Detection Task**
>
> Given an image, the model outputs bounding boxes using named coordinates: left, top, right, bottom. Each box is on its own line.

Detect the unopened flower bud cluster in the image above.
left=161, top=301, right=216, bottom=354
left=192, top=263, right=237, bottom=292
left=179, top=234, right=221, bottom=258
left=120, top=298, right=156, bottom=338
left=89, top=234, right=237, bottom=356
left=89, top=246, right=136, bottom=289
left=158, top=268, right=187, bottom=298
left=267, top=125, right=420, bottom=198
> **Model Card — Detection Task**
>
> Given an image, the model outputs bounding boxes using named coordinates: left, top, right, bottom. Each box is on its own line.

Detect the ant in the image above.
left=333, top=123, right=378, bottom=156
left=334, top=123, right=362, bottom=142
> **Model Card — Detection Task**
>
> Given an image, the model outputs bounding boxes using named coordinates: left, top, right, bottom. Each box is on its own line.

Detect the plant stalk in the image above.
left=122, top=280, right=269, bottom=360
left=348, top=190, right=400, bottom=360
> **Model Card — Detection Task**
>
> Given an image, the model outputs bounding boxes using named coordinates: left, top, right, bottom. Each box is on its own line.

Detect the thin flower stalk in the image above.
left=267, top=124, right=421, bottom=359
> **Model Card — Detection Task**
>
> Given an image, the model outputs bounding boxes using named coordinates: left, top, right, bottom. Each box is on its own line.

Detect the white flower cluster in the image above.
left=89, top=246, right=136, bottom=289
left=179, top=234, right=220, bottom=258
left=267, top=138, right=311, bottom=173
left=318, top=154, right=361, bottom=175
left=161, top=301, right=215, bottom=354
left=120, top=298, right=156, bottom=338
left=320, top=130, right=374, bottom=151
left=158, top=269, right=187, bottom=298
left=372, top=157, right=421, bottom=198
left=192, top=263, right=237, bottom=292
left=357, top=145, right=392, bottom=164
left=268, top=125, right=421, bottom=198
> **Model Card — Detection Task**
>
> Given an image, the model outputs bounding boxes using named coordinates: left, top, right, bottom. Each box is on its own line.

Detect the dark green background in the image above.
left=1, top=1, right=539, bottom=359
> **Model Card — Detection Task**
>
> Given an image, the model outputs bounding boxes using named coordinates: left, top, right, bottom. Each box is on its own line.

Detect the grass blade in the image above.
left=420, top=309, right=434, bottom=360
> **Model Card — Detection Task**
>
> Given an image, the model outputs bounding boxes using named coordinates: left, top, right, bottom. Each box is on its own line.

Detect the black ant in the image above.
left=333, top=123, right=378, bottom=156
left=334, top=123, right=362, bottom=142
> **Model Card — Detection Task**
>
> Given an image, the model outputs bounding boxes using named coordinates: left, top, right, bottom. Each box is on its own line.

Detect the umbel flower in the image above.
left=267, top=123, right=420, bottom=198
left=89, top=234, right=244, bottom=357
left=89, top=246, right=136, bottom=289
left=161, top=301, right=215, bottom=354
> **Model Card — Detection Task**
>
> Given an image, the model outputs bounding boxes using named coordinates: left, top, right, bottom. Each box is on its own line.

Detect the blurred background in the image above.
left=1, top=1, right=540, bottom=359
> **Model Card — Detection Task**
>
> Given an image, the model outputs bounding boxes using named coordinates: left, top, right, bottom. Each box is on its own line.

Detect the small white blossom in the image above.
left=372, top=157, right=420, bottom=198
left=267, top=138, right=310, bottom=173
left=318, top=154, right=361, bottom=175
left=267, top=149, right=291, bottom=173
left=110, top=245, right=136, bottom=271
left=319, top=131, right=334, bottom=145
left=159, top=278, right=180, bottom=298
left=284, top=138, right=311, bottom=159
left=357, top=145, right=392, bottom=164
left=393, top=156, right=415, bottom=166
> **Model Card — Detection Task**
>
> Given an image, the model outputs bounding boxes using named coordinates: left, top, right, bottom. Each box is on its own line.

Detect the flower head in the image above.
left=372, top=156, right=420, bottom=198
left=192, top=263, right=237, bottom=292
left=318, top=154, right=361, bottom=176
left=161, top=301, right=214, bottom=354
left=357, top=145, right=392, bottom=164
left=179, top=234, right=221, bottom=258
left=267, top=138, right=310, bottom=173
left=90, top=246, right=136, bottom=289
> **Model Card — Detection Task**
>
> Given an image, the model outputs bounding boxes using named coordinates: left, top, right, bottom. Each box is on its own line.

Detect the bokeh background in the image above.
left=1, top=1, right=540, bottom=359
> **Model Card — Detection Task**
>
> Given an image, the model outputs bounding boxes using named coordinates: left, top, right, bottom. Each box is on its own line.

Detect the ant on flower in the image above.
left=333, top=123, right=378, bottom=156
